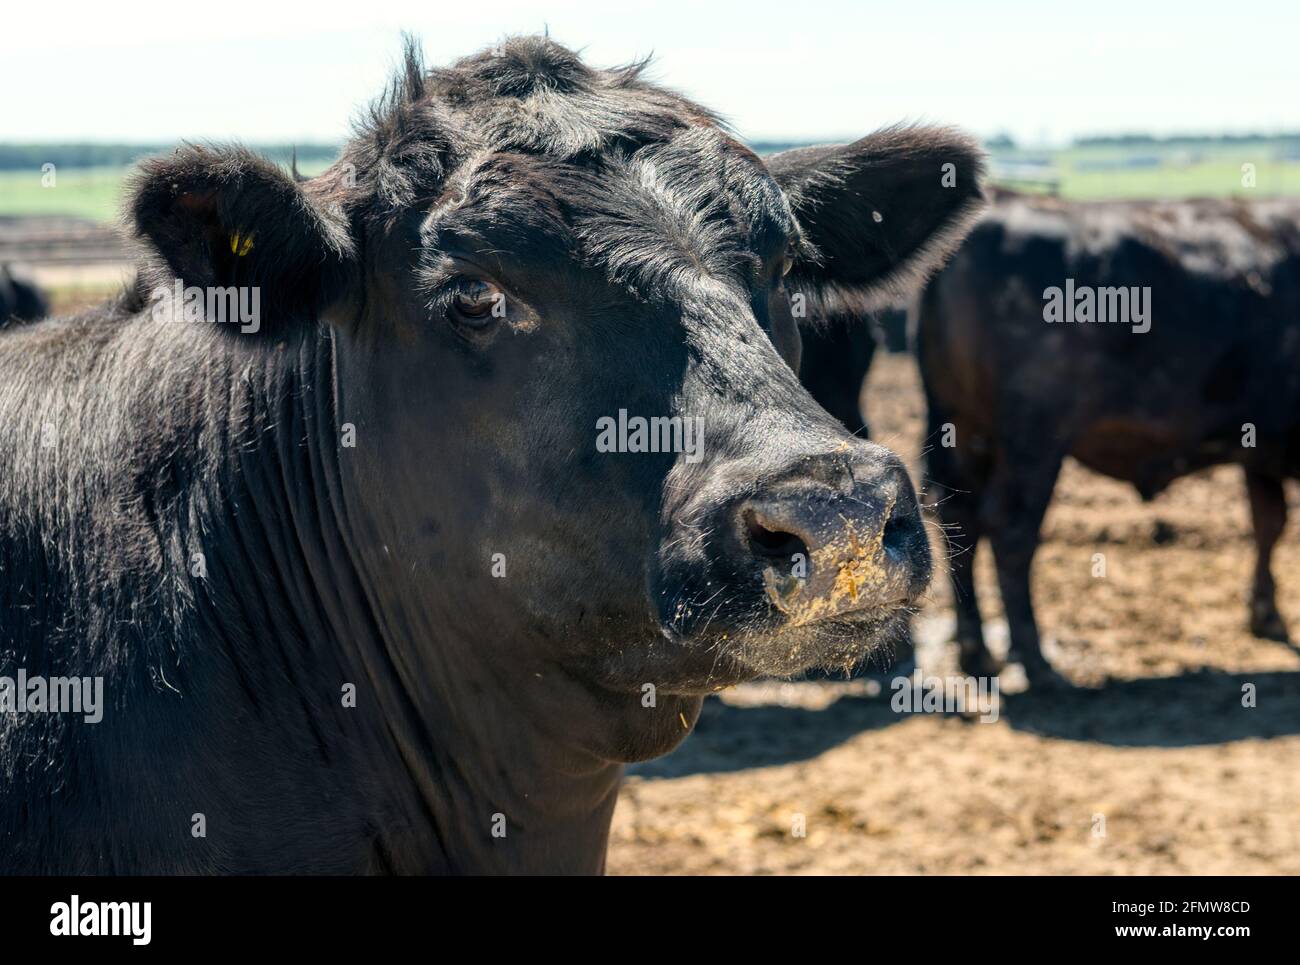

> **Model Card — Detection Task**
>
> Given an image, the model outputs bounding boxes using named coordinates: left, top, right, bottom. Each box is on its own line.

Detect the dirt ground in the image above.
left=608, top=352, right=1300, bottom=875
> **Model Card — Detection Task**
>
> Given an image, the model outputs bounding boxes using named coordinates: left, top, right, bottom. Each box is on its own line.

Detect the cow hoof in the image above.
left=1011, top=653, right=1071, bottom=690
left=1250, top=606, right=1289, bottom=642
left=958, top=645, right=1002, bottom=678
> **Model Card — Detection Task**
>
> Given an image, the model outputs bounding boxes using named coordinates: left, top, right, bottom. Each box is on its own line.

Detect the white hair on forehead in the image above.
left=568, top=128, right=797, bottom=298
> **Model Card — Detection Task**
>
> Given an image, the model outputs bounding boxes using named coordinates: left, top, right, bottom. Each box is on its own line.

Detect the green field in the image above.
left=0, top=141, right=1298, bottom=222
left=999, top=139, right=1300, bottom=200
left=1056, top=159, right=1300, bottom=199
left=0, top=167, right=132, bottom=221
left=0, top=160, right=334, bottom=222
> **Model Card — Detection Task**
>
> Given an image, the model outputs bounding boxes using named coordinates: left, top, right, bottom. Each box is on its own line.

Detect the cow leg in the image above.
left=1245, top=468, right=1289, bottom=641
left=946, top=487, right=998, bottom=677
left=985, top=447, right=1067, bottom=688
left=926, top=423, right=998, bottom=676
left=798, top=317, right=875, bottom=437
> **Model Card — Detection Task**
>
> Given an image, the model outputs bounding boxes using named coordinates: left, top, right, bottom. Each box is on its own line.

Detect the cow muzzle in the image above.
left=657, top=443, right=931, bottom=678
left=655, top=442, right=930, bottom=686
left=729, top=452, right=928, bottom=627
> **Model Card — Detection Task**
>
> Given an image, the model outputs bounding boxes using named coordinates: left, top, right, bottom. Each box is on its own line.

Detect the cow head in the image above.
left=130, top=36, right=984, bottom=762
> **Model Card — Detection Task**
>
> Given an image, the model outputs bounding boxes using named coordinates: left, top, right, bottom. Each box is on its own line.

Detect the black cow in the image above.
left=0, top=265, right=49, bottom=325
left=797, top=301, right=908, bottom=437
left=919, top=191, right=1300, bottom=686
left=0, top=36, right=984, bottom=873
left=793, top=308, right=877, bottom=437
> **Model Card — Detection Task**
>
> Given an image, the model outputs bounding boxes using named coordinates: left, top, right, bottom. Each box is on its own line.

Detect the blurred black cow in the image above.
left=797, top=302, right=909, bottom=437
left=919, top=190, right=1300, bottom=686
left=0, top=265, right=49, bottom=325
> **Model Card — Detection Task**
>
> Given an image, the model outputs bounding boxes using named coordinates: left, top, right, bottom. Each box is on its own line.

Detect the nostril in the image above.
left=882, top=510, right=915, bottom=557
left=742, top=508, right=809, bottom=562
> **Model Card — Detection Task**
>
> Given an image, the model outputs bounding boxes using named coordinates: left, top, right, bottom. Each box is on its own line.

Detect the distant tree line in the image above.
left=6, top=134, right=1296, bottom=171
left=1074, top=132, right=1300, bottom=148
left=749, top=141, right=816, bottom=156
left=0, top=143, right=341, bottom=172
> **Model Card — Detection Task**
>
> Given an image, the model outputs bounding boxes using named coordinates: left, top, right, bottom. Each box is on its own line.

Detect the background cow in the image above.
left=918, top=191, right=1300, bottom=685
left=0, top=36, right=984, bottom=873
left=794, top=301, right=908, bottom=438
left=0, top=265, right=48, bottom=325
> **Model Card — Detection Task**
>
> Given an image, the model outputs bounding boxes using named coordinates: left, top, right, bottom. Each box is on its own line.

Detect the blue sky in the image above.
left=2, top=0, right=1295, bottom=145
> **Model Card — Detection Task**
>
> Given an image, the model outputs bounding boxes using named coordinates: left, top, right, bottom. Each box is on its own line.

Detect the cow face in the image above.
left=130, top=37, right=983, bottom=756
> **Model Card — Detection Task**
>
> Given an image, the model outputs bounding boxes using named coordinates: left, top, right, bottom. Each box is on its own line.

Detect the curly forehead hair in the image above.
left=320, top=35, right=801, bottom=298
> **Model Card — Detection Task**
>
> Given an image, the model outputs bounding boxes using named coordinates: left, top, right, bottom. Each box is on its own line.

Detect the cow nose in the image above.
left=732, top=455, right=929, bottom=625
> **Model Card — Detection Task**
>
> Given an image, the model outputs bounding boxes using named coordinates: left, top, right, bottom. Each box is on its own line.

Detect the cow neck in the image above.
left=206, top=323, right=623, bottom=872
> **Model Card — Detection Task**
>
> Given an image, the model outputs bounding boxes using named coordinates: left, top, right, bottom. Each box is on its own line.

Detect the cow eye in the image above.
left=449, top=278, right=504, bottom=329
left=780, top=253, right=795, bottom=277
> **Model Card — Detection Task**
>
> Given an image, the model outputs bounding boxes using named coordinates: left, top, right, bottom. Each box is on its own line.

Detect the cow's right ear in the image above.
left=128, top=145, right=357, bottom=321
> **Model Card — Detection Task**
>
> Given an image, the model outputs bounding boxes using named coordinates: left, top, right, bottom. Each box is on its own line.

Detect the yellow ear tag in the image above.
left=230, top=231, right=255, bottom=257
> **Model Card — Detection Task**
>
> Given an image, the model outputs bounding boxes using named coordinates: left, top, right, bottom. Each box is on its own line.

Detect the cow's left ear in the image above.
left=128, top=145, right=356, bottom=322
left=768, top=126, right=986, bottom=311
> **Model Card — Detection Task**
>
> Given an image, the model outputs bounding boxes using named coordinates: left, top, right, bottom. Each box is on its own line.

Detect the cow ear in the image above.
left=769, top=126, right=986, bottom=313
left=128, top=145, right=356, bottom=323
